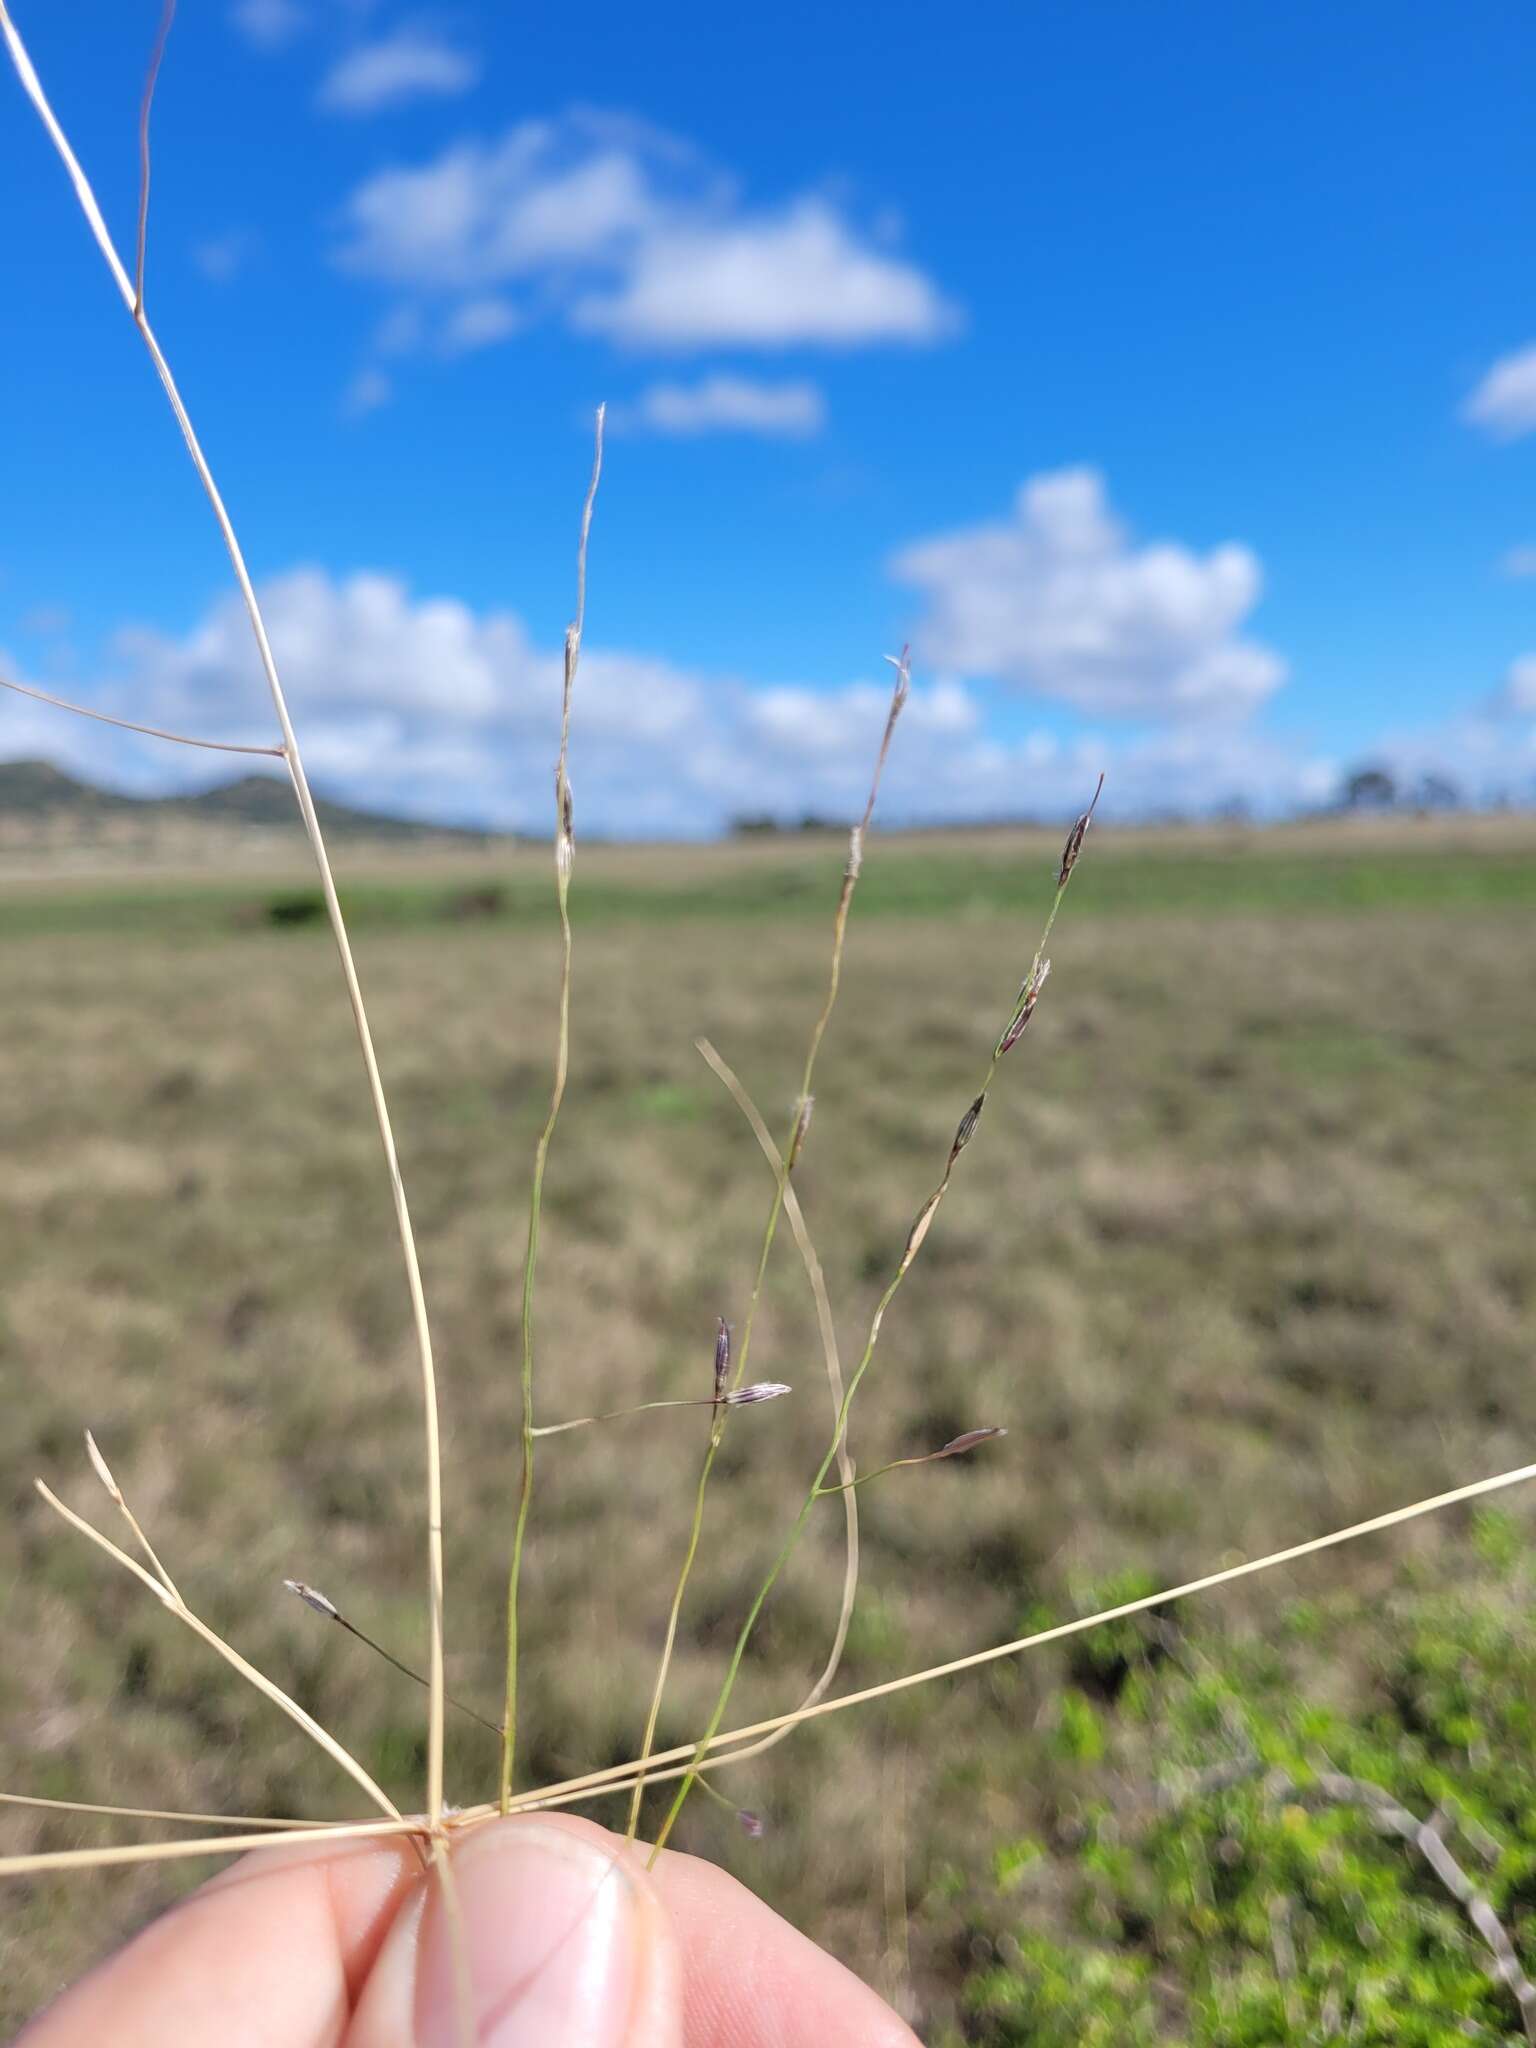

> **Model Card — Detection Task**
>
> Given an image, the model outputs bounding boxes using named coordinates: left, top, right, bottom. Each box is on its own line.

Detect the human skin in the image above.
left=16, top=1812, right=922, bottom=2048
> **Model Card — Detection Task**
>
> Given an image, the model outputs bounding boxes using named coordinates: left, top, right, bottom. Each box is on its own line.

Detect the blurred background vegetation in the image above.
left=2, top=809, right=1534, bottom=2038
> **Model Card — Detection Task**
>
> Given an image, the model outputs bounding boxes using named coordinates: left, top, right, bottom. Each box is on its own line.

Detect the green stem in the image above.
left=649, top=1270, right=903, bottom=1860
left=500, top=870, right=572, bottom=1810
left=623, top=665, right=909, bottom=1840
left=499, top=411, right=604, bottom=1811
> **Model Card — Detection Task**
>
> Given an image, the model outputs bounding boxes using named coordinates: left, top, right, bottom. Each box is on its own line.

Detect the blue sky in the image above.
left=2, top=0, right=1535, bottom=832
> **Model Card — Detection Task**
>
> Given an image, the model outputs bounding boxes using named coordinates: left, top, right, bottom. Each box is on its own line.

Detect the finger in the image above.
left=352, top=1814, right=914, bottom=2048
left=16, top=1832, right=419, bottom=2048
left=644, top=1826, right=921, bottom=2048
left=346, top=1817, right=682, bottom=2048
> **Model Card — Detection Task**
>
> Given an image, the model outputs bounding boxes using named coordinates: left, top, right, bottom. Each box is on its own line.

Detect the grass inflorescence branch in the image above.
left=646, top=778, right=1104, bottom=1859
left=500, top=405, right=606, bottom=1810
left=623, top=653, right=910, bottom=1838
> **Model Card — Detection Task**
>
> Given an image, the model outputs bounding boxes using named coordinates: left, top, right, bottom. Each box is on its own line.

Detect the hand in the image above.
left=17, top=1813, right=920, bottom=2047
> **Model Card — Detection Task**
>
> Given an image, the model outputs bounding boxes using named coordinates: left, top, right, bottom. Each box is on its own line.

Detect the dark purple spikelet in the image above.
left=936, top=1426, right=1008, bottom=1459
left=724, top=1380, right=791, bottom=1406
left=737, top=1809, right=766, bottom=1839
left=1057, top=772, right=1104, bottom=888
left=949, top=1092, right=986, bottom=1164
left=997, top=957, right=1050, bottom=1057
left=712, top=1316, right=731, bottom=1405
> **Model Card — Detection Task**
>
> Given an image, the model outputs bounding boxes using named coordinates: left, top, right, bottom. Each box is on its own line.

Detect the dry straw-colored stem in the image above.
left=5, top=1456, right=1534, bottom=1888
left=433, top=1843, right=477, bottom=2048
left=0, top=1817, right=421, bottom=1882
left=36, top=1481, right=402, bottom=1825
left=481, top=1450, right=1536, bottom=1821
left=0, top=1793, right=329, bottom=1830
left=0, top=673, right=286, bottom=757
left=0, top=1, right=449, bottom=1832
left=133, top=0, right=176, bottom=316
left=625, top=656, right=909, bottom=1838
left=500, top=406, right=606, bottom=1810
left=84, top=1430, right=181, bottom=1601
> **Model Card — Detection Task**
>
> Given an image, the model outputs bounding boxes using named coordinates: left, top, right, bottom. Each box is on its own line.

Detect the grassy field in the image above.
left=2, top=815, right=1535, bottom=2037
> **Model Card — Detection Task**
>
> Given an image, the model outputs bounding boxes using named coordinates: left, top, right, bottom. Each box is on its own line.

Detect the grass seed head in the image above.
left=1057, top=771, right=1105, bottom=887
left=737, top=1808, right=767, bottom=1839
left=83, top=1430, right=123, bottom=1505
left=884, top=645, right=912, bottom=714
left=555, top=775, right=575, bottom=882
left=901, top=1189, right=944, bottom=1273
left=712, top=1317, right=732, bottom=1404
left=283, top=1578, right=339, bottom=1620
left=998, top=957, right=1050, bottom=1057
left=788, top=1093, right=815, bottom=1168
left=949, top=1092, right=987, bottom=1165
left=723, top=1381, right=792, bottom=1406
left=936, top=1426, right=1008, bottom=1459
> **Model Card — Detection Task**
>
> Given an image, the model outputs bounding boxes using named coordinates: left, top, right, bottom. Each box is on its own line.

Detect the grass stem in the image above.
left=499, top=407, right=605, bottom=1810
left=0, top=1, right=452, bottom=1834
left=623, top=656, right=909, bottom=1838
left=648, top=786, right=1099, bottom=1858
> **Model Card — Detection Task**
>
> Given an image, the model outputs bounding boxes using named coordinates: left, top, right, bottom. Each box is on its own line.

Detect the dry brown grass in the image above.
left=3, top=857, right=1535, bottom=2030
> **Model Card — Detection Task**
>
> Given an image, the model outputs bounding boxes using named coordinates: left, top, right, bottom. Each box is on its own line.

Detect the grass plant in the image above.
left=2, top=8, right=1536, bottom=2038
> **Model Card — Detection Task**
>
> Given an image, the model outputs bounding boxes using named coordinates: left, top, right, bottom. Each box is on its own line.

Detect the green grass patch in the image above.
left=5, top=837, right=1536, bottom=942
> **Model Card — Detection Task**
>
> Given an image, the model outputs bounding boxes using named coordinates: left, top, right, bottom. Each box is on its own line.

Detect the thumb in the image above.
left=346, top=1817, right=683, bottom=2048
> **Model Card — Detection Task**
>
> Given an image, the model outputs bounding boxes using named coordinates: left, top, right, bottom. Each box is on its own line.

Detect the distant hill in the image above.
left=0, top=759, right=488, bottom=843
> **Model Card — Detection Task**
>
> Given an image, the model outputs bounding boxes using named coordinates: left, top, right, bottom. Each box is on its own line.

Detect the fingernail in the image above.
left=418, top=1822, right=639, bottom=2048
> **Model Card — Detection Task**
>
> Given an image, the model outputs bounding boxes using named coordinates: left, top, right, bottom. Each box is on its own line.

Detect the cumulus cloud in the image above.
left=615, top=375, right=825, bottom=438
left=572, top=201, right=953, bottom=349
left=319, top=28, right=479, bottom=114
left=892, top=468, right=1286, bottom=720
left=0, top=566, right=1370, bottom=834
left=333, top=110, right=956, bottom=356
left=1463, top=343, right=1536, bottom=440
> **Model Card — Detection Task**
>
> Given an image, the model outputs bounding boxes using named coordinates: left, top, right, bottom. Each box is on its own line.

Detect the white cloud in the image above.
left=1497, top=655, right=1536, bottom=716
left=230, top=0, right=309, bottom=50
left=334, top=111, right=955, bottom=356
left=25, top=567, right=1536, bottom=828
left=574, top=200, right=954, bottom=349
left=1498, top=543, right=1536, bottom=579
left=1463, top=343, right=1536, bottom=440
left=319, top=28, right=479, bottom=114
left=617, top=375, right=825, bottom=438
left=342, top=366, right=393, bottom=416
left=14, top=567, right=1352, bottom=834
left=892, top=468, right=1286, bottom=720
